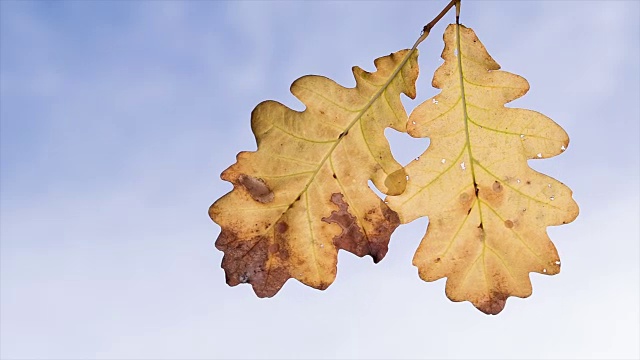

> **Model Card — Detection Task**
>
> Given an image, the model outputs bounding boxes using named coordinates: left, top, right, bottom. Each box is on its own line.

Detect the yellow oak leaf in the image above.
left=386, top=24, right=579, bottom=314
left=210, top=50, right=419, bottom=297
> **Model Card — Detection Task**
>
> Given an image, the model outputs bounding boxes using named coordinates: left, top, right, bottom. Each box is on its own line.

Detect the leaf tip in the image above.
left=384, top=168, right=407, bottom=196
left=475, top=293, right=508, bottom=315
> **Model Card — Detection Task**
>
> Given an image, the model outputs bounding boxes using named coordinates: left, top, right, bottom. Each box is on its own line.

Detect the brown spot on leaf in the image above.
left=369, top=203, right=400, bottom=262
left=322, top=193, right=398, bottom=263
left=476, top=226, right=485, bottom=242
left=215, top=230, right=290, bottom=298
left=492, top=180, right=503, bottom=192
left=322, top=193, right=368, bottom=257
left=276, top=221, right=288, bottom=234
left=480, top=181, right=504, bottom=207
left=504, top=220, right=514, bottom=228
left=475, top=293, right=508, bottom=315
left=238, top=174, right=274, bottom=203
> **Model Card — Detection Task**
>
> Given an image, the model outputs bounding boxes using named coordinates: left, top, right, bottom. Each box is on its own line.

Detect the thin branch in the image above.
left=411, top=0, right=460, bottom=50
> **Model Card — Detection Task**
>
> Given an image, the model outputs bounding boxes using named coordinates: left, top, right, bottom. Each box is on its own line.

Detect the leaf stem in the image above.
left=413, top=0, right=460, bottom=49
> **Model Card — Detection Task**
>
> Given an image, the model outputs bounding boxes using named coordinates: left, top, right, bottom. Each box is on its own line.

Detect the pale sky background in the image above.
left=1, top=1, right=639, bottom=359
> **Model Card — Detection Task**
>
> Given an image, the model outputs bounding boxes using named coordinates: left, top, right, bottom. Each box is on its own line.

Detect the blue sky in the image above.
left=1, top=1, right=639, bottom=359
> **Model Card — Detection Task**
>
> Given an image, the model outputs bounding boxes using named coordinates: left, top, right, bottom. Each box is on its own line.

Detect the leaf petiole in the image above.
left=415, top=0, right=461, bottom=49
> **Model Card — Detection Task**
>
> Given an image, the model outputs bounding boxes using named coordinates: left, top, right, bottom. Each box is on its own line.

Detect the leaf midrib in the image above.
left=456, top=24, right=483, bottom=226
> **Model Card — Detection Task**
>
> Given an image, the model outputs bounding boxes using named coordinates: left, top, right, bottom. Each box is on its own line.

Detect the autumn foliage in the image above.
left=210, top=50, right=419, bottom=297
left=387, top=25, right=578, bottom=314
left=209, top=18, right=578, bottom=314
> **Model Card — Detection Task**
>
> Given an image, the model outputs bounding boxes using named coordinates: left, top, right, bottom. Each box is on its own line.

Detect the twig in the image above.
left=411, top=0, right=460, bottom=50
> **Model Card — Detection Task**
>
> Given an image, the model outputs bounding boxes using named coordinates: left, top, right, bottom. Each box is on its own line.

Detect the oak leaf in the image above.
left=386, top=24, right=579, bottom=314
left=210, top=50, right=419, bottom=297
